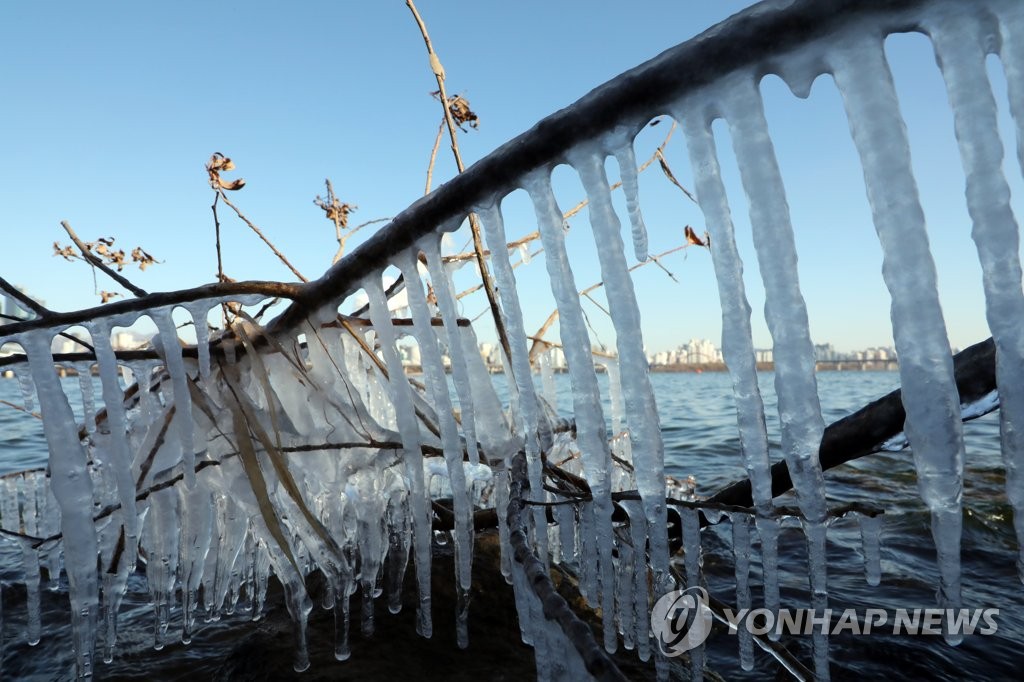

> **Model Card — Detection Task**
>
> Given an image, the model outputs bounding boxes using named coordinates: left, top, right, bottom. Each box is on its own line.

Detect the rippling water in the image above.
left=0, top=371, right=1021, bottom=679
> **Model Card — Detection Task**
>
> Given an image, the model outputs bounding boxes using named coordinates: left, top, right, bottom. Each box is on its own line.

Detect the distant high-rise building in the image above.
left=2, top=285, right=34, bottom=321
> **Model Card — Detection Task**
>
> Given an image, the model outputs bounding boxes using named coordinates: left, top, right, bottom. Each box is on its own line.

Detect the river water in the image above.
left=0, top=371, right=1020, bottom=680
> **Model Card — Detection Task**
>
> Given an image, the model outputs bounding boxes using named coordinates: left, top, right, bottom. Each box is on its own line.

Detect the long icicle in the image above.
left=363, top=276, right=433, bottom=638
left=524, top=169, right=618, bottom=654
left=831, top=34, right=965, bottom=643
left=22, top=331, right=100, bottom=680
left=676, top=97, right=782, bottom=632
left=397, top=250, right=474, bottom=647
left=719, top=73, right=830, bottom=676
left=570, top=147, right=671, bottom=614
left=477, top=203, right=549, bottom=559
left=932, top=9, right=1024, bottom=584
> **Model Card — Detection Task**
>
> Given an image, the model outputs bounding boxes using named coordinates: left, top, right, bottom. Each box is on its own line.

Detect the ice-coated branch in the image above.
left=505, top=450, right=628, bottom=682
left=708, top=337, right=997, bottom=510
left=0, top=276, right=53, bottom=318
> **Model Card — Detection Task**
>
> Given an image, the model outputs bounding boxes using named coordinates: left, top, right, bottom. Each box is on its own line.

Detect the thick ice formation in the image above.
left=831, top=33, right=966, bottom=636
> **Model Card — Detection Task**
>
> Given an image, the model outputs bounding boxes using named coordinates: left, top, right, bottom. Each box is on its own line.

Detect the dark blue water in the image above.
left=0, top=371, right=1021, bottom=679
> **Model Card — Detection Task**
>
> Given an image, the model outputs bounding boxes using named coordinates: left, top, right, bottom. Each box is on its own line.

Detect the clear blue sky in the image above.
left=1, top=1, right=1019, bottom=354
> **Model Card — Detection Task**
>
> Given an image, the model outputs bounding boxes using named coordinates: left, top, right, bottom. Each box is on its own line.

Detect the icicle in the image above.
left=17, top=478, right=43, bottom=648
left=615, top=528, right=635, bottom=650
left=570, top=149, right=673, bottom=640
left=518, top=243, right=532, bottom=265
left=554, top=500, right=577, bottom=571
left=76, top=366, right=96, bottom=435
left=674, top=95, right=781, bottom=626
left=86, top=320, right=141, bottom=553
left=151, top=309, right=197, bottom=488
left=494, top=469, right=513, bottom=581
left=397, top=250, right=474, bottom=647
left=931, top=12, right=1024, bottom=585
left=145, top=488, right=179, bottom=650
left=731, top=513, right=755, bottom=670
left=1, top=479, right=41, bottom=647
left=998, top=2, right=1024, bottom=180
left=178, top=482, right=213, bottom=644
left=719, top=77, right=830, bottom=663
left=622, top=500, right=651, bottom=662
left=539, top=347, right=558, bottom=411
left=612, top=139, right=649, bottom=262
left=418, top=237, right=483, bottom=465
left=363, top=276, right=432, bottom=638
left=100, top=515, right=132, bottom=664
left=183, top=301, right=213, bottom=382
left=477, top=204, right=549, bottom=559
left=859, top=513, right=882, bottom=587
left=15, top=365, right=36, bottom=412
left=524, top=169, right=618, bottom=653
left=680, top=507, right=704, bottom=682
left=832, top=36, right=964, bottom=636
left=718, top=76, right=828, bottom=520
left=21, top=331, right=99, bottom=679
left=385, top=490, right=411, bottom=615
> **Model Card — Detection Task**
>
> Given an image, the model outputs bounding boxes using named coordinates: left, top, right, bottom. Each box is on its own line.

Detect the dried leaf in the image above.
left=217, top=178, right=246, bottom=191
left=432, top=91, right=479, bottom=131
left=206, top=152, right=245, bottom=191
left=684, top=225, right=710, bottom=249
left=99, top=290, right=120, bottom=304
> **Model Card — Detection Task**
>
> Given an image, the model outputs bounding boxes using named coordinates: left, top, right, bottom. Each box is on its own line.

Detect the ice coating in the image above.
left=183, top=300, right=214, bottom=381
left=86, top=319, right=141, bottom=553
left=572, top=148, right=671, bottom=602
left=831, top=34, right=965, bottom=626
left=731, top=513, right=754, bottom=670
left=420, top=236, right=483, bottom=465
left=396, top=251, right=474, bottom=646
left=930, top=10, right=1024, bottom=583
left=151, top=309, right=197, bottom=488
left=21, top=330, right=99, bottom=679
left=612, top=139, right=649, bottom=262
left=76, top=366, right=96, bottom=435
left=363, top=276, right=433, bottom=637
left=859, top=513, right=882, bottom=587
left=680, top=507, right=704, bottom=681
left=718, top=75, right=828, bottom=525
left=476, top=203, right=548, bottom=558
left=15, top=366, right=36, bottom=411
left=675, top=97, right=781, bottom=620
left=524, top=169, right=617, bottom=653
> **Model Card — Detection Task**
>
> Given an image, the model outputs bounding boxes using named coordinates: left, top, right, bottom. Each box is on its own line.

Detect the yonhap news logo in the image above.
left=650, top=587, right=714, bottom=656
left=650, top=591, right=999, bottom=653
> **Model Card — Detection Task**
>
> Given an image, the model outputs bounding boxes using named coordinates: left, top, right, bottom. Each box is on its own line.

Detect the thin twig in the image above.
left=425, top=118, right=445, bottom=194
left=0, top=399, right=42, bottom=420
left=529, top=243, right=691, bottom=359
left=406, top=0, right=512, bottom=363
left=217, top=190, right=309, bottom=283
left=60, top=221, right=148, bottom=297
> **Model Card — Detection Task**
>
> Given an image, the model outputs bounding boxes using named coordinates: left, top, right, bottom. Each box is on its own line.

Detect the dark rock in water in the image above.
left=65, top=531, right=670, bottom=680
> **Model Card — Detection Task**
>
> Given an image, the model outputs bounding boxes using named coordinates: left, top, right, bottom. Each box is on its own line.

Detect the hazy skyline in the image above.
left=2, top=1, right=1019, bottom=355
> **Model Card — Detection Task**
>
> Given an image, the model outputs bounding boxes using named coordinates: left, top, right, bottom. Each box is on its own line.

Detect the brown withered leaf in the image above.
left=206, top=152, right=246, bottom=191
left=99, top=290, right=120, bottom=304
left=685, top=225, right=710, bottom=249
left=314, top=179, right=356, bottom=230
left=132, top=246, right=159, bottom=271
left=53, top=242, right=77, bottom=261
left=432, top=91, right=479, bottom=131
